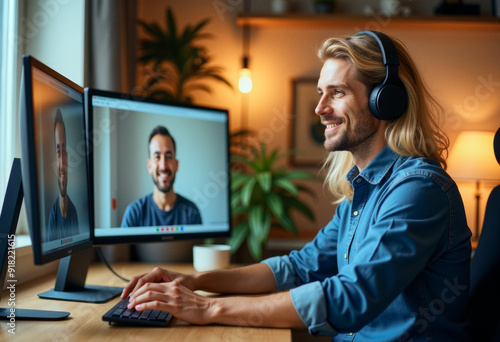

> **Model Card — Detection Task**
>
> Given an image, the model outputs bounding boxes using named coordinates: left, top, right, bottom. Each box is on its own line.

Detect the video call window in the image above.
left=31, top=66, right=91, bottom=254
left=88, top=93, right=230, bottom=240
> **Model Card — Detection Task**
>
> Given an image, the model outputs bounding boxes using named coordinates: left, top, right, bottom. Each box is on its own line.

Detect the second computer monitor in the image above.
left=20, top=55, right=93, bottom=265
left=85, top=89, right=231, bottom=245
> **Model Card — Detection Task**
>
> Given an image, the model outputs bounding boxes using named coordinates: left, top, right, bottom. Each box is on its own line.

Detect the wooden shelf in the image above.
left=237, top=13, right=500, bottom=31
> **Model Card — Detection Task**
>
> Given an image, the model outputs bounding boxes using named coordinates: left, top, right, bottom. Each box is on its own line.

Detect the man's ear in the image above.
left=146, top=158, right=152, bottom=174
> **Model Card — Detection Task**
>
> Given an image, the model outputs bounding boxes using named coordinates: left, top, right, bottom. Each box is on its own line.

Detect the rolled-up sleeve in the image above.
left=262, top=255, right=298, bottom=290
left=262, top=255, right=338, bottom=336
left=290, top=281, right=338, bottom=336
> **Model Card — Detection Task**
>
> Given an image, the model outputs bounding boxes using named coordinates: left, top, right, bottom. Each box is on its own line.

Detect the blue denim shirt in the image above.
left=263, top=146, right=471, bottom=341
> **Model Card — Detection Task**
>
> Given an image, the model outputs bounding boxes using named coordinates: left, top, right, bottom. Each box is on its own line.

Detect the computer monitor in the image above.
left=84, top=88, right=231, bottom=247
left=19, top=56, right=121, bottom=303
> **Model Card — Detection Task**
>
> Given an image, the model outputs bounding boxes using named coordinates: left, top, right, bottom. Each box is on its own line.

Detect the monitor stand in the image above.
left=0, top=158, right=68, bottom=320
left=38, top=248, right=123, bottom=303
left=0, top=308, right=69, bottom=320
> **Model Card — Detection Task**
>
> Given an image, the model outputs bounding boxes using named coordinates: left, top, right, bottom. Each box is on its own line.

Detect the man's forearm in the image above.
left=209, top=290, right=306, bottom=329
left=193, top=263, right=277, bottom=294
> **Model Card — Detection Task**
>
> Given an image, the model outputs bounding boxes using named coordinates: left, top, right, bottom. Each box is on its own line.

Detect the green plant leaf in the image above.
left=248, top=205, right=264, bottom=239
left=230, top=154, right=255, bottom=169
left=230, top=190, right=242, bottom=209
left=256, top=171, right=272, bottom=193
left=227, top=221, right=249, bottom=254
left=231, top=172, right=249, bottom=190
left=166, top=8, right=177, bottom=50
left=231, top=206, right=248, bottom=217
left=283, top=196, right=315, bottom=221
left=282, top=170, right=318, bottom=181
left=276, top=213, right=298, bottom=235
left=267, top=192, right=284, bottom=219
left=247, top=233, right=263, bottom=261
left=248, top=205, right=272, bottom=245
left=241, top=177, right=257, bottom=207
left=274, top=178, right=299, bottom=196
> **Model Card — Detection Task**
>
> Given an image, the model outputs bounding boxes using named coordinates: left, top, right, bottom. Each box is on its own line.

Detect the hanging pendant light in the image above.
left=238, top=56, right=252, bottom=93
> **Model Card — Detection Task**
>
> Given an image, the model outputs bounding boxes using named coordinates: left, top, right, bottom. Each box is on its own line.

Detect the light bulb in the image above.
left=238, top=68, right=252, bottom=93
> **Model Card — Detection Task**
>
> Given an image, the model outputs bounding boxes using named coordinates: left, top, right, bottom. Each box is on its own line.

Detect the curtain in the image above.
left=84, top=0, right=137, bottom=92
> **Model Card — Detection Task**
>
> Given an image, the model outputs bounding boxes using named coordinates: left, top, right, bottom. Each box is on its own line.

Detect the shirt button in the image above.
left=353, top=210, right=359, bottom=216
left=356, top=178, right=362, bottom=183
left=344, top=253, right=348, bottom=259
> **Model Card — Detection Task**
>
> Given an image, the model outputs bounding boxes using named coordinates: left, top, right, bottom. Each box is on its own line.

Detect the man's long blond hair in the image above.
left=318, top=33, right=449, bottom=204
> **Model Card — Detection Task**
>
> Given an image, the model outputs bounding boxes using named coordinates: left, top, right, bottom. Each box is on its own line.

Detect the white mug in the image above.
left=193, top=244, right=231, bottom=272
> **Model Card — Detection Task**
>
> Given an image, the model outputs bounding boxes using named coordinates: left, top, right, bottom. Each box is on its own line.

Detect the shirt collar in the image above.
left=347, top=145, right=401, bottom=185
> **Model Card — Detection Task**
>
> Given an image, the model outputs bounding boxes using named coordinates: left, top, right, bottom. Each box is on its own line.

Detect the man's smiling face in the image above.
left=315, top=58, right=384, bottom=157
left=147, top=134, right=178, bottom=194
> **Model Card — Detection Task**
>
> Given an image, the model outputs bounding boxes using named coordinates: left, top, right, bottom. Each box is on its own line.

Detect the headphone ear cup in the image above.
left=369, top=82, right=408, bottom=120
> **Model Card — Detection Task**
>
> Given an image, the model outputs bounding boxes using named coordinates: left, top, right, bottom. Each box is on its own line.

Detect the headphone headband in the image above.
left=355, top=30, right=400, bottom=66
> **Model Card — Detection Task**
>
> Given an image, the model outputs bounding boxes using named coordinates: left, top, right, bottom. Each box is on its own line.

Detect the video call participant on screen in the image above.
left=121, top=125, right=202, bottom=227
left=120, top=31, right=472, bottom=341
left=47, top=109, right=79, bottom=241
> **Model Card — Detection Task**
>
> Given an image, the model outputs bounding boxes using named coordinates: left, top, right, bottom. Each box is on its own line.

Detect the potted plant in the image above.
left=229, top=141, right=317, bottom=261
left=138, top=7, right=232, bottom=103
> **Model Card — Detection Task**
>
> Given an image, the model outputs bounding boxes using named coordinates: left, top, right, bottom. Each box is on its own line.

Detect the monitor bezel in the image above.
left=20, top=55, right=94, bottom=265
left=84, top=88, right=232, bottom=245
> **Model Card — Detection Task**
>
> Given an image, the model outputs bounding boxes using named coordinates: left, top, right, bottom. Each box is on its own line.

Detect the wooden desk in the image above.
left=0, top=262, right=292, bottom=342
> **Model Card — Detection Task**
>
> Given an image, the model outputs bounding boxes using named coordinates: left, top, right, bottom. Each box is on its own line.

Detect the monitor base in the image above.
left=38, top=285, right=122, bottom=303
left=0, top=307, right=70, bottom=320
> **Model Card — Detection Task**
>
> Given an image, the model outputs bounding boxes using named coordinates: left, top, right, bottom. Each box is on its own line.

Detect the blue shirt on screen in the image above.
left=47, top=196, right=80, bottom=241
left=121, top=193, right=202, bottom=227
left=263, top=146, right=471, bottom=341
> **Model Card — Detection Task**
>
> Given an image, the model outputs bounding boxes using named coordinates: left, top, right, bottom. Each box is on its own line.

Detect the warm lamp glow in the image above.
left=447, top=131, right=500, bottom=181
left=238, top=68, right=252, bottom=93
left=447, top=130, right=500, bottom=240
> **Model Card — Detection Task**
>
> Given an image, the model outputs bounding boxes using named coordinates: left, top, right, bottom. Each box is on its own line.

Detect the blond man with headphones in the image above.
left=122, top=31, right=471, bottom=342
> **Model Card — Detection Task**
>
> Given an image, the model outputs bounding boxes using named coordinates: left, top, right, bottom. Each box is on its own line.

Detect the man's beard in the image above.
left=323, top=110, right=379, bottom=153
left=153, top=172, right=176, bottom=194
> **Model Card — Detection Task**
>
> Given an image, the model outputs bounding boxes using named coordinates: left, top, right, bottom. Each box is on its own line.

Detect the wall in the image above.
left=22, top=0, right=85, bottom=85
left=138, top=0, right=500, bottom=238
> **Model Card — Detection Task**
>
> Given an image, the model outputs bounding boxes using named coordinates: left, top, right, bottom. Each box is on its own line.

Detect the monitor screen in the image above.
left=85, top=89, right=231, bottom=245
left=20, top=55, right=93, bottom=265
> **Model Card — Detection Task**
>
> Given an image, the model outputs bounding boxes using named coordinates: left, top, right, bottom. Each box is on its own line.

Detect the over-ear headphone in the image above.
left=353, top=30, right=408, bottom=120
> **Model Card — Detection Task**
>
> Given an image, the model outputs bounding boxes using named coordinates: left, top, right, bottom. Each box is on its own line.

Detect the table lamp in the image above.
left=447, top=131, right=500, bottom=240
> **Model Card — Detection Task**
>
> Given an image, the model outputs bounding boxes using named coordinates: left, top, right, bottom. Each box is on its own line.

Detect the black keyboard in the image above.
left=102, top=297, right=172, bottom=327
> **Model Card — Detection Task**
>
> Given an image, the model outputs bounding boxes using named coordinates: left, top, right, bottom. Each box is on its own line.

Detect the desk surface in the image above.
left=0, top=262, right=292, bottom=342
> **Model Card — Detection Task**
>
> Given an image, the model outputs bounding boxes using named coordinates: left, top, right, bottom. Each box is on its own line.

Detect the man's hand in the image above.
left=121, top=267, right=194, bottom=299
left=126, top=280, right=214, bottom=325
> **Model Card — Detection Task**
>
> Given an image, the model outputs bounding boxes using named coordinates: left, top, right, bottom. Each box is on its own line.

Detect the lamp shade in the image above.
left=447, top=131, right=500, bottom=181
